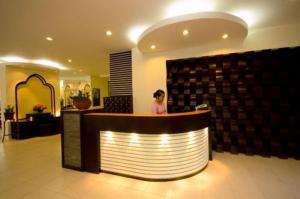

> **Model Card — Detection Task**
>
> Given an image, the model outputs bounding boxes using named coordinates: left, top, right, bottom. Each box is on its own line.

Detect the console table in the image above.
left=11, top=113, right=61, bottom=139
left=26, top=112, right=52, bottom=121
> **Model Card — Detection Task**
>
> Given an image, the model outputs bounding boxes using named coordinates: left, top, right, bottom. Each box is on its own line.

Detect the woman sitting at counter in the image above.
left=152, top=89, right=167, bottom=114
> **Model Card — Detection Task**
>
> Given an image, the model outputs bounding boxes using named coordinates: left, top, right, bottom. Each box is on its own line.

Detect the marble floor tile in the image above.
left=0, top=133, right=299, bottom=199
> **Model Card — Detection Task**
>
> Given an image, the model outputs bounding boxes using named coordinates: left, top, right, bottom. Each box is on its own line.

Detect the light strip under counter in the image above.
left=100, top=128, right=209, bottom=180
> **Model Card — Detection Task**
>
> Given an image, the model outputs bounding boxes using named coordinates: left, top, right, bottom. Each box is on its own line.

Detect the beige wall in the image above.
left=132, top=23, right=300, bottom=113
left=90, top=75, right=109, bottom=108
left=5, top=65, right=60, bottom=117
left=0, top=64, right=6, bottom=128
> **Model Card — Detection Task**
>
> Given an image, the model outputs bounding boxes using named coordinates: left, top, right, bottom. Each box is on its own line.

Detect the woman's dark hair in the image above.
left=153, top=89, right=165, bottom=98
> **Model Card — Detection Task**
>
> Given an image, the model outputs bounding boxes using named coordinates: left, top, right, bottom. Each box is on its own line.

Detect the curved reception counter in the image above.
left=61, top=109, right=211, bottom=181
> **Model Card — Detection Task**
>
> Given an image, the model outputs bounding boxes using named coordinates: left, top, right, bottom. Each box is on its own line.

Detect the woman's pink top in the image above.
left=152, top=102, right=167, bottom=114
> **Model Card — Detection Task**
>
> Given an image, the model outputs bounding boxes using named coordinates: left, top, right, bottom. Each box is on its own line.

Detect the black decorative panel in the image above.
left=167, top=46, right=300, bottom=159
left=104, top=95, right=133, bottom=113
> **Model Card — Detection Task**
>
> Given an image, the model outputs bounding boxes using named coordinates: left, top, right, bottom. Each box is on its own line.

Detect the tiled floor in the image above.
left=0, top=133, right=300, bottom=199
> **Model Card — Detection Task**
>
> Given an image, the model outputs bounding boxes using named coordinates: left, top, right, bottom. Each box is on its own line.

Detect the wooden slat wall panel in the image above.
left=109, top=51, right=132, bottom=96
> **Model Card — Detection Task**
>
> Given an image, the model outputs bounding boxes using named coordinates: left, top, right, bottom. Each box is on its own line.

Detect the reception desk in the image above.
left=62, top=110, right=211, bottom=181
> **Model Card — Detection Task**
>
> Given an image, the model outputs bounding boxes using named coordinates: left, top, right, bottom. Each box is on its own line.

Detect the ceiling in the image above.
left=138, top=12, right=248, bottom=53
left=0, top=0, right=300, bottom=76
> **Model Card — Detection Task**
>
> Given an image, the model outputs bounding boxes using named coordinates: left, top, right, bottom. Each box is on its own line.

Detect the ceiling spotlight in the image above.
left=46, top=37, right=53, bottom=41
left=68, top=59, right=72, bottom=63
left=222, top=34, right=229, bottom=39
left=79, top=69, right=83, bottom=72
left=150, top=45, right=156, bottom=49
left=182, top=29, right=189, bottom=36
left=106, top=31, right=112, bottom=36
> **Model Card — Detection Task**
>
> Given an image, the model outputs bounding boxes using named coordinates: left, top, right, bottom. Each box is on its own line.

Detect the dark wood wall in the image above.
left=104, top=95, right=133, bottom=113
left=166, top=46, right=300, bottom=159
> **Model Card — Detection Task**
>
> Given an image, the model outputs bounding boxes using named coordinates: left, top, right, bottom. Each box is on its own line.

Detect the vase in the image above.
left=73, top=98, right=91, bottom=110
left=4, top=112, right=14, bottom=120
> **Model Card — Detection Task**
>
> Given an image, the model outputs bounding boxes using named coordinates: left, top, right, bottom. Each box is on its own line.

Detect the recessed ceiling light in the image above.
left=68, top=59, right=72, bottom=63
left=46, top=37, right=53, bottom=41
left=183, top=29, right=189, bottom=36
left=150, top=45, right=156, bottom=49
left=106, top=31, right=112, bottom=36
left=222, top=34, right=229, bottom=39
left=79, top=69, right=83, bottom=72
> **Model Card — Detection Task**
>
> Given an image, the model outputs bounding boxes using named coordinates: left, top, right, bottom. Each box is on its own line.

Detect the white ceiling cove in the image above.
left=0, top=0, right=300, bottom=76
left=138, top=12, right=248, bottom=53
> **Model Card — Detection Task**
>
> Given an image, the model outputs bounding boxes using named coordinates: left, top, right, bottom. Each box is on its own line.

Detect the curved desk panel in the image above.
left=82, top=110, right=211, bottom=181
left=100, top=129, right=208, bottom=180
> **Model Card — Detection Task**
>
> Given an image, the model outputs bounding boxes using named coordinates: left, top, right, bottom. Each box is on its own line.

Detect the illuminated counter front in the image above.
left=81, top=110, right=211, bottom=181
left=100, top=129, right=209, bottom=180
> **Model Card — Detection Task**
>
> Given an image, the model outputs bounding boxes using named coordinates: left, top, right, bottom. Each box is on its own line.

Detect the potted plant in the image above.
left=71, top=90, right=91, bottom=110
left=33, top=104, right=47, bottom=113
left=4, top=105, right=14, bottom=120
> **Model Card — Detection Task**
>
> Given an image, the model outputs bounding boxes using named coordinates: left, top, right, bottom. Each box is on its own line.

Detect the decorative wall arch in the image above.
left=15, top=74, right=56, bottom=121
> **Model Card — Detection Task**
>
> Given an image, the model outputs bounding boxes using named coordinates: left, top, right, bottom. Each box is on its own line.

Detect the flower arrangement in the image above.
left=33, top=104, right=47, bottom=113
left=4, top=105, right=14, bottom=113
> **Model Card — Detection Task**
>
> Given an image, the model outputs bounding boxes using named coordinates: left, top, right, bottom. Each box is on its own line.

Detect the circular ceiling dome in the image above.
left=137, top=12, right=248, bottom=53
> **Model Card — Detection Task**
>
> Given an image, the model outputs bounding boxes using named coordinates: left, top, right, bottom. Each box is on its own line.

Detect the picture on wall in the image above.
left=92, top=88, right=100, bottom=106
